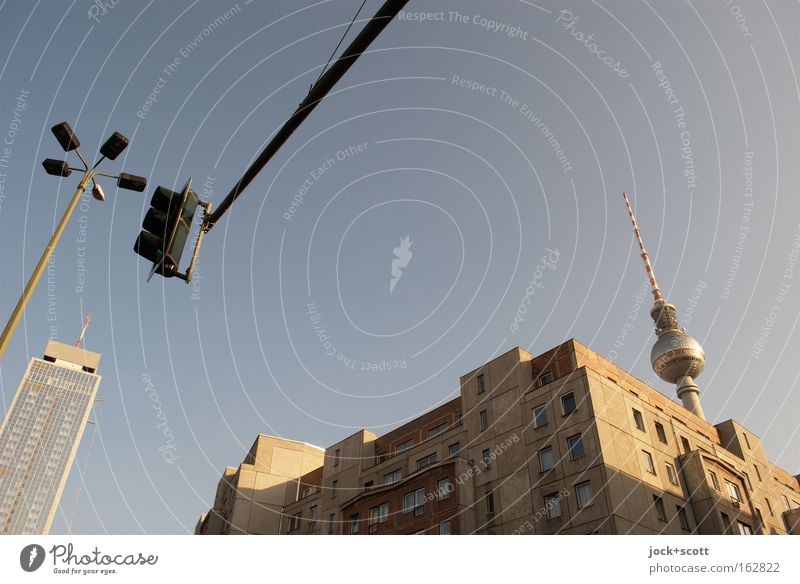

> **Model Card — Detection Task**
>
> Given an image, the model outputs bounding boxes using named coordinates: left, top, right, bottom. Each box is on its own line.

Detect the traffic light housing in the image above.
left=133, top=180, right=199, bottom=278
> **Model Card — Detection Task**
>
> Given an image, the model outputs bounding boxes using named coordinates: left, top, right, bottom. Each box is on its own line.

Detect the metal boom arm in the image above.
left=204, top=0, right=410, bottom=230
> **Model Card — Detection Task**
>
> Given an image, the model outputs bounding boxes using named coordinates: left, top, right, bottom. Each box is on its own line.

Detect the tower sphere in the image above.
left=650, top=330, right=705, bottom=383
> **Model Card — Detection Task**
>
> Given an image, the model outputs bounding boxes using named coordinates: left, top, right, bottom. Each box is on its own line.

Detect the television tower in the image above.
left=622, top=193, right=706, bottom=421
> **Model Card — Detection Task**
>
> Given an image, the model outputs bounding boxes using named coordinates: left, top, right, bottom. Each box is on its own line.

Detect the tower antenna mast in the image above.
left=622, top=193, right=707, bottom=421
left=75, top=314, right=92, bottom=349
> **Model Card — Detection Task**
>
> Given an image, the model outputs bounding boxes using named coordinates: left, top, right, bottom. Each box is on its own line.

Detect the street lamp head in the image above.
left=51, top=122, right=80, bottom=152
left=91, top=182, right=106, bottom=202
left=99, top=132, right=129, bottom=160
left=42, top=158, right=72, bottom=177
left=117, top=172, right=147, bottom=192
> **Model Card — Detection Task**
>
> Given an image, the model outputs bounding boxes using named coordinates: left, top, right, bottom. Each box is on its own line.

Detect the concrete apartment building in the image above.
left=196, top=339, right=800, bottom=536
left=196, top=197, right=800, bottom=535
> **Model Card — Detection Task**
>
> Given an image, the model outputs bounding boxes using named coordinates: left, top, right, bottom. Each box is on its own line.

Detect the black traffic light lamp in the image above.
left=133, top=181, right=199, bottom=278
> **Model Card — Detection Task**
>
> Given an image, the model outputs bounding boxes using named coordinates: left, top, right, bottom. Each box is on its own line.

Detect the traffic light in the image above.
left=133, top=179, right=199, bottom=278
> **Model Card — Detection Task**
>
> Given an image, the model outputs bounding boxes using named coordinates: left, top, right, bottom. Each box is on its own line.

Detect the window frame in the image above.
left=575, top=481, right=593, bottom=508
left=437, top=478, right=451, bottom=500
left=677, top=506, right=690, bottom=531
left=539, top=370, right=554, bottom=386
left=632, top=408, right=645, bottom=432
left=642, top=450, right=656, bottom=474
left=655, top=422, right=668, bottom=444
left=561, top=392, right=577, bottom=415
left=665, top=463, right=679, bottom=485
left=653, top=496, right=667, bottom=522
left=567, top=434, right=585, bottom=460
left=439, top=520, right=452, bottom=535
left=544, top=492, right=562, bottom=519
left=709, top=470, right=720, bottom=491
left=477, top=373, right=486, bottom=394
left=539, top=445, right=555, bottom=472
left=479, top=409, right=489, bottom=431
left=533, top=404, right=549, bottom=428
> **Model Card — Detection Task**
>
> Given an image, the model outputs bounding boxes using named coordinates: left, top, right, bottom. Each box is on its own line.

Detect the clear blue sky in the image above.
left=0, top=0, right=798, bottom=534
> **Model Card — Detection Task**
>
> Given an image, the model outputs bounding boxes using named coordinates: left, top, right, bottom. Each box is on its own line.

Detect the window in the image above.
left=737, top=521, right=753, bottom=535
left=754, top=465, right=762, bottom=482
left=743, top=472, right=752, bottom=491
left=350, top=513, right=359, bottom=534
left=437, top=478, right=451, bottom=500
left=545, top=493, right=562, bottom=519
left=681, top=436, right=691, bottom=453
left=448, top=442, right=461, bottom=457
left=677, top=506, right=690, bottom=531
left=395, top=439, right=415, bottom=455
left=368, top=503, right=388, bottom=532
left=383, top=469, right=402, bottom=485
left=655, top=422, right=668, bottom=444
left=417, top=453, right=438, bottom=470
left=766, top=499, right=774, bottom=516
left=539, top=370, right=554, bottom=386
left=477, top=374, right=486, bottom=394
left=561, top=392, right=577, bottom=415
left=403, top=488, right=426, bottom=515
left=665, top=463, right=679, bottom=485
left=364, top=481, right=374, bottom=490
left=334, top=448, right=341, bottom=466
left=726, top=480, right=742, bottom=503
left=653, top=496, right=667, bottom=521
left=720, top=512, right=731, bottom=533
left=539, top=446, right=555, bottom=472
left=742, top=433, right=751, bottom=449
left=567, top=434, right=585, bottom=460
left=782, top=495, right=791, bottom=511
left=709, top=471, right=720, bottom=491
left=642, top=450, right=656, bottom=474
left=575, top=481, right=593, bottom=508
left=533, top=405, right=548, bottom=428
left=300, top=486, right=313, bottom=499
left=309, top=505, right=318, bottom=527
left=486, top=491, right=495, bottom=515
left=479, top=410, right=489, bottom=431
left=755, top=508, right=763, bottom=529
left=289, top=513, right=301, bottom=531
left=331, top=480, right=338, bottom=498
left=439, top=520, right=451, bottom=535
left=483, top=449, right=492, bottom=470
left=428, top=422, right=449, bottom=439
left=632, top=408, right=645, bottom=431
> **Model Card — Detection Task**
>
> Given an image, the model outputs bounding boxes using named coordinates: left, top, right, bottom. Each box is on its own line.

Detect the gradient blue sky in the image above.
left=1, top=0, right=798, bottom=534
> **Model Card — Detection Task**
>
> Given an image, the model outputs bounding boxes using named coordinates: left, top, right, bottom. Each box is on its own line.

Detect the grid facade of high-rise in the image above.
left=0, top=340, right=101, bottom=535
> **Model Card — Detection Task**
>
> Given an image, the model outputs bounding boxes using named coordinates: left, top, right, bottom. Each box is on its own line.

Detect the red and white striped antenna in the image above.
left=622, top=192, right=663, bottom=303
left=75, top=314, right=92, bottom=348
